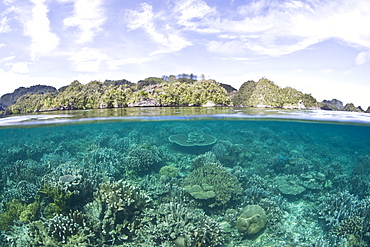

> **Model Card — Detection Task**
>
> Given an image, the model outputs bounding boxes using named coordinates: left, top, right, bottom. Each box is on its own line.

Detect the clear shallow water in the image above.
left=1, top=108, right=370, bottom=246
left=2, top=107, right=370, bottom=126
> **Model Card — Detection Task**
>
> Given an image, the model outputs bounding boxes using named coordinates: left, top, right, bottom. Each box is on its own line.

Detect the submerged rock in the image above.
left=236, top=205, right=267, bottom=236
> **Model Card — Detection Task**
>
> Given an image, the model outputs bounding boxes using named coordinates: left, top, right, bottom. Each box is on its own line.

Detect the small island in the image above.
left=0, top=75, right=368, bottom=115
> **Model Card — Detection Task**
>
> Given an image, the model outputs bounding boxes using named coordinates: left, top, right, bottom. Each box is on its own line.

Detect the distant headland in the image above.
left=0, top=76, right=368, bottom=115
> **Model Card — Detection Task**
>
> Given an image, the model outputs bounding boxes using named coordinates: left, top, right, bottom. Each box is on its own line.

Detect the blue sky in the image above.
left=1, top=0, right=369, bottom=108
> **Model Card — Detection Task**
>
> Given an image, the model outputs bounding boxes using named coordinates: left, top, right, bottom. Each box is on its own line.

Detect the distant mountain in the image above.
left=321, top=99, right=368, bottom=112
left=342, top=103, right=364, bottom=112
left=232, top=78, right=319, bottom=109
left=0, top=85, right=56, bottom=111
left=321, top=99, right=344, bottom=111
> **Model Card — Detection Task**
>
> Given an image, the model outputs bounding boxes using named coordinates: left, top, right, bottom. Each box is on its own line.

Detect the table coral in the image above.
left=169, top=131, right=217, bottom=147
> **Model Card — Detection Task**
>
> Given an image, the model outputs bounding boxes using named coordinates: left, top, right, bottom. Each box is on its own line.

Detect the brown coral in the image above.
left=236, top=205, right=267, bottom=236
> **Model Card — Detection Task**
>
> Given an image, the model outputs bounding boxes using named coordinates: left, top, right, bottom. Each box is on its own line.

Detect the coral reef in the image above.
left=138, top=174, right=188, bottom=204
left=2, top=180, right=38, bottom=204
left=211, top=140, right=240, bottom=167
left=236, top=205, right=267, bottom=236
left=0, top=199, right=28, bottom=231
left=1, top=114, right=370, bottom=246
left=274, top=175, right=306, bottom=196
left=93, top=180, right=150, bottom=213
left=44, top=213, right=85, bottom=243
left=169, top=132, right=217, bottom=147
left=29, top=210, right=95, bottom=246
left=122, top=144, right=162, bottom=174
left=159, top=165, right=179, bottom=179
left=318, top=191, right=370, bottom=245
left=137, top=202, right=224, bottom=246
left=184, top=162, right=242, bottom=207
left=184, top=184, right=216, bottom=200
left=318, top=191, right=361, bottom=229
left=39, top=183, right=74, bottom=217
left=86, top=179, right=151, bottom=244
left=2, top=160, right=47, bottom=185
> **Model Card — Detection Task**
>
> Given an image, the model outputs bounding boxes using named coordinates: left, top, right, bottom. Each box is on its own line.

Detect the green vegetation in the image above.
left=0, top=85, right=56, bottom=111
left=4, top=78, right=231, bottom=114
left=151, top=80, right=231, bottom=106
left=232, top=78, right=319, bottom=108
left=2, top=75, right=366, bottom=115
left=343, top=103, right=364, bottom=112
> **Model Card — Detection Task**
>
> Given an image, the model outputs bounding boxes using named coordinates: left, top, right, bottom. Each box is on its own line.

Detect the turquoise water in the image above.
left=1, top=108, right=370, bottom=246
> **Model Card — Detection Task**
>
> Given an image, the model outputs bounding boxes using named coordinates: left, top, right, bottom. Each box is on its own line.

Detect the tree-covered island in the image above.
left=0, top=76, right=368, bottom=115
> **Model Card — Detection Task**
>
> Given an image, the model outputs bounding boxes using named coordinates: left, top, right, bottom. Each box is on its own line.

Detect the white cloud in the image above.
left=10, top=62, right=29, bottom=74
left=289, top=1, right=370, bottom=46
left=0, top=68, right=70, bottom=96
left=3, top=0, right=14, bottom=5
left=173, top=0, right=216, bottom=28
left=0, top=56, right=15, bottom=63
left=356, top=51, right=370, bottom=65
left=207, top=40, right=246, bottom=56
left=24, top=0, right=59, bottom=59
left=126, top=3, right=153, bottom=31
left=150, top=34, right=191, bottom=55
left=126, top=3, right=191, bottom=55
left=107, top=57, right=157, bottom=70
left=0, top=16, right=11, bottom=32
left=320, top=68, right=333, bottom=74
left=63, top=0, right=105, bottom=43
left=198, top=0, right=370, bottom=58
left=1, top=2, right=17, bottom=33
left=69, top=47, right=108, bottom=72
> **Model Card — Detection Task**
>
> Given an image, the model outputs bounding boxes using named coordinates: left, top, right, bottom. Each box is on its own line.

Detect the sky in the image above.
left=0, top=0, right=369, bottom=108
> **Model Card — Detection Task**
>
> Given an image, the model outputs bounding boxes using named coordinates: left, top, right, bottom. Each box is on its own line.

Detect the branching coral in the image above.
left=122, top=145, right=162, bottom=174
left=39, top=184, right=74, bottom=217
left=94, top=180, right=150, bottom=213
left=30, top=210, right=95, bottom=246
left=2, top=180, right=38, bottom=204
left=0, top=199, right=39, bottom=231
left=318, top=191, right=360, bottom=229
left=86, top=179, right=151, bottom=244
left=318, top=191, right=370, bottom=245
left=138, top=202, right=224, bottom=246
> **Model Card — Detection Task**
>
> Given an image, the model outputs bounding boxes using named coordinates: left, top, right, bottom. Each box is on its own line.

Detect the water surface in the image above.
left=0, top=107, right=370, bottom=246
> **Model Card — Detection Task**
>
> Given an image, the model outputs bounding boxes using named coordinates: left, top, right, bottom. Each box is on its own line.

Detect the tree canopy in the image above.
left=4, top=76, right=363, bottom=115
left=232, top=78, right=319, bottom=108
left=5, top=77, right=231, bottom=114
